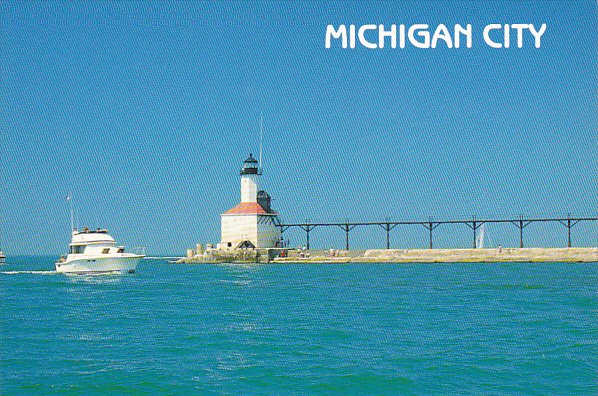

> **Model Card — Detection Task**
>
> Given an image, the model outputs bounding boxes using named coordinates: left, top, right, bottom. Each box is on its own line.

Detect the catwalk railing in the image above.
left=279, top=216, right=598, bottom=250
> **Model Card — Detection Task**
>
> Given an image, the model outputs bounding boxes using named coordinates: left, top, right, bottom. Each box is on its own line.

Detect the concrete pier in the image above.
left=272, top=247, right=598, bottom=263
left=176, top=247, right=597, bottom=264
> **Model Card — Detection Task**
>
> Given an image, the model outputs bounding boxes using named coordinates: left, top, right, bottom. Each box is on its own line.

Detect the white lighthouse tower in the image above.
left=219, top=154, right=281, bottom=250
left=240, top=154, right=259, bottom=203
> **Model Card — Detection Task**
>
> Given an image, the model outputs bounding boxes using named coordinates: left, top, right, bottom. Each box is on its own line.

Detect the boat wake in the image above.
left=1, top=270, right=129, bottom=279
left=1, top=270, right=57, bottom=275
left=64, top=271, right=124, bottom=276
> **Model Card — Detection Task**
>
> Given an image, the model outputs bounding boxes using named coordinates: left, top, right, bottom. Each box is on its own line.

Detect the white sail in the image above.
left=476, top=224, right=485, bottom=248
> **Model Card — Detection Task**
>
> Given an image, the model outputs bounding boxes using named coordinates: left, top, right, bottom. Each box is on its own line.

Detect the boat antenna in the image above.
left=259, top=112, right=263, bottom=175
left=67, top=193, right=74, bottom=233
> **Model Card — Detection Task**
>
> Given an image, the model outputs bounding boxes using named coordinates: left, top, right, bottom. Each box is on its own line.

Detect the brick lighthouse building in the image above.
left=219, top=154, right=281, bottom=250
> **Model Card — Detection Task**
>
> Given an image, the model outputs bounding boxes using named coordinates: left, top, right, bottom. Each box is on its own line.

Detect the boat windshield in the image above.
left=70, top=245, right=86, bottom=254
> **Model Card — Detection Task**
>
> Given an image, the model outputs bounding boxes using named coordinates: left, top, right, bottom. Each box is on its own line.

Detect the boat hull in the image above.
left=55, top=255, right=143, bottom=274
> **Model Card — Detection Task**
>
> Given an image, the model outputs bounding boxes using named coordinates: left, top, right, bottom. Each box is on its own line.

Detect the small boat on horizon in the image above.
left=0, top=249, right=5, bottom=265
left=55, top=228, right=144, bottom=274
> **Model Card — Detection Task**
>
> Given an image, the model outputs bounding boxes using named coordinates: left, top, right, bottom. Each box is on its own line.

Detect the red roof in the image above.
left=223, top=202, right=274, bottom=215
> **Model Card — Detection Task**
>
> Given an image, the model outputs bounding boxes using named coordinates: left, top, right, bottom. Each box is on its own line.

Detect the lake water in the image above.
left=1, top=257, right=596, bottom=394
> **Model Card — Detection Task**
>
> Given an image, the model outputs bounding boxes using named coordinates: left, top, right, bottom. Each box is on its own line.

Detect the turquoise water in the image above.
left=1, top=257, right=596, bottom=394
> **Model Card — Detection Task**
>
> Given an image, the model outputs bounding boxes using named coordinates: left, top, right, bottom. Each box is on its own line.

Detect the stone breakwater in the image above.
left=176, top=247, right=597, bottom=264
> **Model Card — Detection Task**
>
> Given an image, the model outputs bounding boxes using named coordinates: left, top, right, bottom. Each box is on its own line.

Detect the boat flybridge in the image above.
left=55, top=228, right=144, bottom=274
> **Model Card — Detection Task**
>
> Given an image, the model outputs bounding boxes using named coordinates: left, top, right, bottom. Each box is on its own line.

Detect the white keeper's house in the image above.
left=218, top=154, right=281, bottom=250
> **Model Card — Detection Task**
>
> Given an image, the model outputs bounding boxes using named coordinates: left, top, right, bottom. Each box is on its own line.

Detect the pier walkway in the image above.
left=279, top=216, right=598, bottom=250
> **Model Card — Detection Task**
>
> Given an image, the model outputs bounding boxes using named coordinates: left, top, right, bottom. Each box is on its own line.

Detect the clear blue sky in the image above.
left=1, top=1, right=596, bottom=254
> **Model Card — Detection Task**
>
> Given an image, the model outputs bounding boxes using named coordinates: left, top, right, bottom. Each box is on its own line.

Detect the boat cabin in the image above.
left=68, top=228, right=125, bottom=255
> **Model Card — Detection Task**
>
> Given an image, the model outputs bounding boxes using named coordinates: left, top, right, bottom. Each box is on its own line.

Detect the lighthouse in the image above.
left=219, top=154, right=281, bottom=250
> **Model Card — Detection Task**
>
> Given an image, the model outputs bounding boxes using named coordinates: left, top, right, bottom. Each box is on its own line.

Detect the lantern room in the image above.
left=241, top=154, right=258, bottom=175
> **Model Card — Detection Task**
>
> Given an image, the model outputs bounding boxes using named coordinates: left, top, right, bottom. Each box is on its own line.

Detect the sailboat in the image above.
left=476, top=224, right=486, bottom=248
left=0, top=231, right=5, bottom=264
left=476, top=223, right=493, bottom=249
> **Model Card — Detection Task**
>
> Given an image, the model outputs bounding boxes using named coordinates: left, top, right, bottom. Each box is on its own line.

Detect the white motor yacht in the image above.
left=55, top=228, right=143, bottom=274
